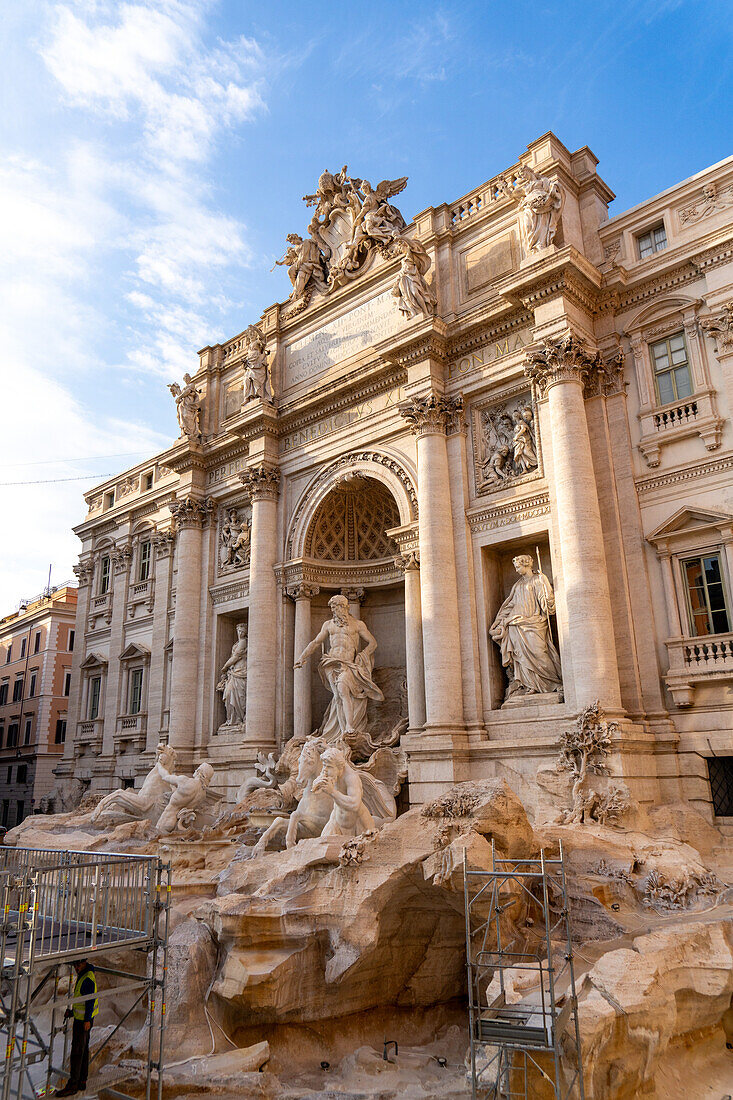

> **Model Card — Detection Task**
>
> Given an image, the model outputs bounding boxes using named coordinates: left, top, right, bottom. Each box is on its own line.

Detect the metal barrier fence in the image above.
left=0, top=847, right=170, bottom=1100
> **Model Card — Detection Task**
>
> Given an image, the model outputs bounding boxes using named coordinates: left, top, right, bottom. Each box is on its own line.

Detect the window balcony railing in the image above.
left=664, top=631, right=733, bottom=706
left=115, top=713, right=147, bottom=753
left=638, top=389, right=722, bottom=467
left=127, top=578, right=154, bottom=620
left=75, top=718, right=103, bottom=757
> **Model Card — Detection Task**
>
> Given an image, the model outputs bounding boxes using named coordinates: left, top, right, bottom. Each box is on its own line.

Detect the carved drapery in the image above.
left=399, top=393, right=464, bottom=437
left=240, top=464, right=281, bottom=501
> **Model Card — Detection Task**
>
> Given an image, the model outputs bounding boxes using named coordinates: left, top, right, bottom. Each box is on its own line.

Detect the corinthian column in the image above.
left=399, top=393, right=464, bottom=730
left=397, top=552, right=426, bottom=731
left=526, top=334, right=622, bottom=709
left=168, top=497, right=213, bottom=756
left=288, top=583, right=319, bottom=740
left=241, top=464, right=281, bottom=748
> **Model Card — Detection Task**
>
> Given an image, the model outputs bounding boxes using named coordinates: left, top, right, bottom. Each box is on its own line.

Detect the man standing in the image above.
left=294, top=593, right=383, bottom=747
left=56, top=958, right=98, bottom=1096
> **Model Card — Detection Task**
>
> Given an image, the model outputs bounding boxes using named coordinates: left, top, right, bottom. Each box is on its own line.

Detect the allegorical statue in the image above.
left=155, top=759, right=215, bottom=834
left=242, top=324, right=272, bottom=403
left=274, top=232, right=327, bottom=305
left=391, top=237, right=437, bottom=318
left=294, top=593, right=384, bottom=749
left=91, top=744, right=177, bottom=826
left=512, top=165, right=564, bottom=255
left=217, top=623, right=247, bottom=726
left=220, top=508, right=251, bottom=569
left=168, top=372, right=202, bottom=441
left=489, top=554, right=563, bottom=700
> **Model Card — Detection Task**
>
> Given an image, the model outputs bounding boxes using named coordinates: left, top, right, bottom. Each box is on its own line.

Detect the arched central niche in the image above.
left=304, top=475, right=400, bottom=563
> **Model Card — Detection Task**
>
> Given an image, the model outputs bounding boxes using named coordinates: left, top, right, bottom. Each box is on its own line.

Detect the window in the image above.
left=1, top=802, right=7, bottom=827
left=55, top=719, right=66, bottom=745
left=20, top=639, right=26, bottom=659
left=637, top=223, right=667, bottom=259
left=0, top=727, right=3, bottom=748
left=0, top=682, right=7, bottom=706
left=89, top=676, right=101, bottom=720
left=683, top=553, right=730, bottom=636
left=650, top=332, right=692, bottom=406
left=6, top=725, right=17, bottom=748
left=15, top=802, right=24, bottom=825
left=63, top=671, right=71, bottom=697
left=139, top=541, right=151, bottom=582
left=28, top=671, right=37, bottom=698
left=6, top=767, right=11, bottom=784
left=4, top=646, right=10, bottom=664
left=129, top=668, right=144, bottom=715
left=23, top=718, right=32, bottom=745
left=34, top=632, right=41, bottom=654
left=122, top=776, right=135, bottom=789
left=144, top=472, right=154, bottom=491
left=104, top=490, right=115, bottom=510
left=12, top=678, right=23, bottom=703
left=99, top=556, right=111, bottom=594
left=68, top=629, right=75, bottom=652
left=708, top=757, right=733, bottom=817
left=16, top=765, right=27, bottom=784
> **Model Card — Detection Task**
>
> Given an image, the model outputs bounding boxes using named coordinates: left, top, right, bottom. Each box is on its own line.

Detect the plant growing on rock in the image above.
left=557, top=701, right=620, bottom=824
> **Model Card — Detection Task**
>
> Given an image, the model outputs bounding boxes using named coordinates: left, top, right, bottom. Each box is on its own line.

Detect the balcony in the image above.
left=114, top=712, right=147, bottom=753
left=664, top=632, right=733, bottom=706
left=638, top=389, right=723, bottom=467
left=127, top=577, right=154, bottom=619
left=75, top=719, right=103, bottom=757
left=88, top=591, right=112, bottom=630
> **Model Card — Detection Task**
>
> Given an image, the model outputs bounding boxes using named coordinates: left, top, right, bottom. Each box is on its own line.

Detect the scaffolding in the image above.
left=463, top=843, right=584, bottom=1100
left=0, top=847, right=171, bottom=1100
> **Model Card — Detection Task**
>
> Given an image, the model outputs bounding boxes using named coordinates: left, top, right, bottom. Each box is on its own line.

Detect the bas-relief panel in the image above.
left=470, top=388, right=542, bottom=497
left=282, top=291, right=407, bottom=390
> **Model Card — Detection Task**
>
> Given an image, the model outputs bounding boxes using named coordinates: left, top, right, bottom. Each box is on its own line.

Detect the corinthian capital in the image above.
left=169, top=496, right=215, bottom=529
left=240, top=464, right=281, bottom=501
left=524, top=333, right=603, bottom=396
left=111, top=544, right=133, bottom=573
left=73, top=559, right=95, bottom=587
left=702, top=301, right=733, bottom=352
left=154, top=529, right=176, bottom=558
left=398, top=392, right=464, bottom=436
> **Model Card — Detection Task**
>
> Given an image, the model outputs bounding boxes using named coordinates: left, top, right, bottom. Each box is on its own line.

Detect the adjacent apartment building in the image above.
left=0, top=585, right=77, bottom=826
left=58, top=133, right=733, bottom=824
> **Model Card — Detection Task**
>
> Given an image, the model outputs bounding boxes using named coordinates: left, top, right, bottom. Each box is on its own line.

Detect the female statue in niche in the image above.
left=489, top=553, right=563, bottom=701
left=217, top=623, right=248, bottom=726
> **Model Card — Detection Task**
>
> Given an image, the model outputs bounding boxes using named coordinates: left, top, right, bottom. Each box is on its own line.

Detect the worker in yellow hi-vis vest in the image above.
left=55, top=959, right=98, bottom=1097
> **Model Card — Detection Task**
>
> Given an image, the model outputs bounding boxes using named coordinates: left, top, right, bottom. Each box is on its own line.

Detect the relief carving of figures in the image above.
left=220, top=508, right=251, bottom=569
left=277, top=166, right=432, bottom=316
left=242, top=324, right=272, bottom=403
left=294, top=593, right=384, bottom=758
left=679, top=183, right=733, bottom=225
left=391, top=237, right=437, bottom=318
left=217, top=623, right=248, bottom=727
left=168, top=372, right=202, bottom=441
left=477, top=395, right=538, bottom=491
left=489, top=553, right=563, bottom=701
left=506, top=165, right=564, bottom=256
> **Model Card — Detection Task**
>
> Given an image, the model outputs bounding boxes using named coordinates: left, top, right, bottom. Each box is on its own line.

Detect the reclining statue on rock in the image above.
left=91, top=743, right=177, bottom=827
left=155, top=759, right=216, bottom=835
left=252, top=736, right=403, bottom=854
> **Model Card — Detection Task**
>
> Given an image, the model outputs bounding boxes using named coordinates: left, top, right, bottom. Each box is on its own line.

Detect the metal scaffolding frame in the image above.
left=0, top=847, right=171, bottom=1100
left=463, top=843, right=584, bottom=1100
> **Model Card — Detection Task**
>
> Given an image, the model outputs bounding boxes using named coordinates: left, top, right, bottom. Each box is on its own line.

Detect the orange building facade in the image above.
left=0, top=585, right=78, bottom=827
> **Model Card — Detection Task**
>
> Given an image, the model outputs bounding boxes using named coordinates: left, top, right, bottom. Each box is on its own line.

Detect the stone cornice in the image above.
left=383, top=325, right=449, bottom=369
left=466, top=490, right=551, bottom=533
left=494, top=246, right=603, bottom=315
left=447, top=310, right=532, bottom=361
left=399, top=392, right=464, bottom=436
left=277, top=557, right=403, bottom=589
left=635, top=454, right=733, bottom=495
left=277, top=363, right=405, bottom=437
left=240, top=464, right=281, bottom=501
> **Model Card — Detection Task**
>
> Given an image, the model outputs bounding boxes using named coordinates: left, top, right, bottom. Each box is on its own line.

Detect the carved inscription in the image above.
left=282, top=386, right=403, bottom=453
left=283, top=292, right=405, bottom=387
left=448, top=331, right=529, bottom=380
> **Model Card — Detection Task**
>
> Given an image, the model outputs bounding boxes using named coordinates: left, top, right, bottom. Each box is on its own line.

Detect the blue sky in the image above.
left=0, top=0, right=730, bottom=609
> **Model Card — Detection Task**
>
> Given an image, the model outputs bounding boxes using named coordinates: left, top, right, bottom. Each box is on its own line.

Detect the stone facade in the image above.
left=59, top=133, right=733, bottom=825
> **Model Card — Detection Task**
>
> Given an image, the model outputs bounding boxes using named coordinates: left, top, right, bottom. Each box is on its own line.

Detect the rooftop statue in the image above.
left=168, top=372, right=202, bottom=442
left=509, top=165, right=564, bottom=255
left=276, top=167, right=434, bottom=314
left=241, top=324, right=272, bottom=403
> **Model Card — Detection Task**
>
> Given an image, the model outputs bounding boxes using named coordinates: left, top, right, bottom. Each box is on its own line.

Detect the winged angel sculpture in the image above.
left=274, top=167, right=436, bottom=318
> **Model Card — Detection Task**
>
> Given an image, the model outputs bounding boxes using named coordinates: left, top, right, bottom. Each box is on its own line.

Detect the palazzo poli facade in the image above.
left=60, top=133, right=733, bottom=823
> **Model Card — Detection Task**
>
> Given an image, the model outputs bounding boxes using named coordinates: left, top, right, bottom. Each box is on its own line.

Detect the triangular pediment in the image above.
left=80, top=652, right=107, bottom=670
left=647, top=507, right=733, bottom=544
left=119, top=643, right=150, bottom=661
